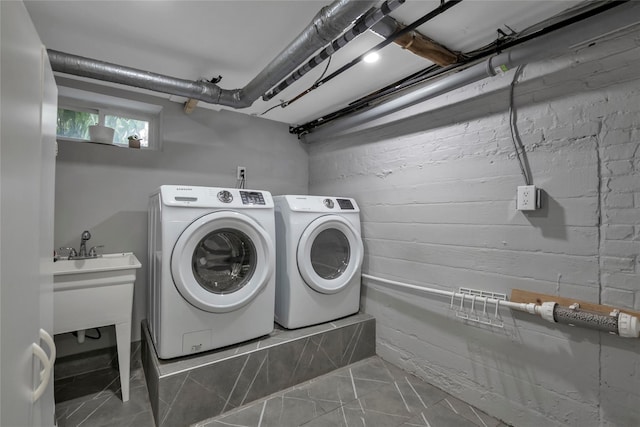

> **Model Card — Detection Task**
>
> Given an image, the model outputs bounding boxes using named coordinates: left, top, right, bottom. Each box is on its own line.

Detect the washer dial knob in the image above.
left=217, top=190, right=233, bottom=203
left=323, top=198, right=334, bottom=209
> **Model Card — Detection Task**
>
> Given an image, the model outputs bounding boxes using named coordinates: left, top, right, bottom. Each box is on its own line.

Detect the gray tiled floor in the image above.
left=55, top=350, right=509, bottom=427
left=54, top=343, right=155, bottom=427
left=196, top=357, right=510, bottom=427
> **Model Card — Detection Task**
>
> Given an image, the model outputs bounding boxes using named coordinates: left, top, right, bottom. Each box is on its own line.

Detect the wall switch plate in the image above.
left=516, top=185, right=541, bottom=211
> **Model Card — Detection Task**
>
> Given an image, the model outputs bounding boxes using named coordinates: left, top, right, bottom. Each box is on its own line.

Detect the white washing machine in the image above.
left=148, top=185, right=275, bottom=359
left=273, top=195, right=364, bottom=329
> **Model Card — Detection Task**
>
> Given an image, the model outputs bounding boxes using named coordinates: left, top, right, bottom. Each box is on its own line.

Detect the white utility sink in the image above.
left=52, top=252, right=141, bottom=402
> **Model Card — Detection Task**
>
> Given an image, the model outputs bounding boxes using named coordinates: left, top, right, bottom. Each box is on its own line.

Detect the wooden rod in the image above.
left=183, top=98, right=199, bottom=114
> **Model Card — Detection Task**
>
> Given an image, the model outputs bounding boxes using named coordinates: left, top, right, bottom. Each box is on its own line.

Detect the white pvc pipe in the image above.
left=362, top=273, right=535, bottom=313
left=362, top=273, right=640, bottom=338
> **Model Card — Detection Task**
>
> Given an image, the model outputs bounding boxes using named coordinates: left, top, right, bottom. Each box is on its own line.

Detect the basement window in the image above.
left=56, top=107, right=98, bottom=140
left=56, top=86, right=162, bottom=150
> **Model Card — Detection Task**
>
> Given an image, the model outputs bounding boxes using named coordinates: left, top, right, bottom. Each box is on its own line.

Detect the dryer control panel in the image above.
left=279, top=195, right=360, bottom=213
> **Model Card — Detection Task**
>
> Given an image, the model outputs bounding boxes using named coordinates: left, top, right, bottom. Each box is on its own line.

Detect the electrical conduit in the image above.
left=303, top=1, right=639, bottom=141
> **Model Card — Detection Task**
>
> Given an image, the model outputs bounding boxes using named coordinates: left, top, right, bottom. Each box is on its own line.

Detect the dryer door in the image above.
left=296, top=215, right=363, bottom=294
left=171, top=211, right=274, bottom=313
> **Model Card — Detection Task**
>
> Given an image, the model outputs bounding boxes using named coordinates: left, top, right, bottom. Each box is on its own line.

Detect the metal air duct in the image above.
left=263, top=0, right=406, bottom=102
left=48, top=0, right=378, bottom=109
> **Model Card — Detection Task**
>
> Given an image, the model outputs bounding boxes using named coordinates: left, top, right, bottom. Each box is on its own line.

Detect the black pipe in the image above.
left=290, top=0, right=629, bottom=136
left=279, top=0, right=463, bottom=109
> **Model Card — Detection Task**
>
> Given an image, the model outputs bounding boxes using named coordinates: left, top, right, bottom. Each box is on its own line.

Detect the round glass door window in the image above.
left=297, top=215, right=363, bottom=295
left=192, top=228, right=256, bottom=294
left=172, top=211, right=274, bottom=313
left=310, top=229, right=350, bottom=280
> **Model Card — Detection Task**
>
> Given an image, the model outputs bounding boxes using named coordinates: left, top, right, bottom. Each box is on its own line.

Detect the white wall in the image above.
left=54, top=78, right=308, bottom=355
left=309, top=30, right=640, bottom=426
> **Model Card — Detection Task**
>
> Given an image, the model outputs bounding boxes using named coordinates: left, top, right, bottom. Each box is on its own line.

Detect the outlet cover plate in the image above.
left=517, top=185, right=540, bottom=211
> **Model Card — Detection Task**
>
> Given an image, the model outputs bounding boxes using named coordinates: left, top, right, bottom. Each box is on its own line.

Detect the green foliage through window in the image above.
left=106, top=115, right=149, bottom=147
left=56, top=108, right=150, bottom=148
left=56, top=108, right=98, bottom=140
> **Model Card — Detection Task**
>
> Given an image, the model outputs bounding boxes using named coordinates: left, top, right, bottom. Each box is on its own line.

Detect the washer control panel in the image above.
left=240, top=191, right=266, bottom=205
left=160, top=186, right=274, bottom=208
left=336, top=198, right=355, bottom=210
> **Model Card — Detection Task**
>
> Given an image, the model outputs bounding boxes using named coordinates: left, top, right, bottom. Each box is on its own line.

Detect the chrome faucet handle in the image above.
left=59, top=247, right=77, bottom=259
left=79, top=230, right=91, bottom=257
left=88, top=245, right=104, bottom=257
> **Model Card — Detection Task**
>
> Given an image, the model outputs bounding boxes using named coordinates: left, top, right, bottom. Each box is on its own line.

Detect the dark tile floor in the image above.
left=54, top=347, right=509, bottom=427
left=196, top=356, right=509, bottom=427
left=54, top=342, right=155, bottom=427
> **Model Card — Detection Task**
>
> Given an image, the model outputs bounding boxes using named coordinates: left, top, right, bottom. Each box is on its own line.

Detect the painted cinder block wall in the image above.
left=308, top=31, right=640, bottom=426
left=54, top=78, right=307, bottom=353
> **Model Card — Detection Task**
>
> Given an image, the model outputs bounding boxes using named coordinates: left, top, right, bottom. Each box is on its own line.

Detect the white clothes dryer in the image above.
left=148, top=185, right=275, bottom=359
left=273, top=195, right=364, bottom=329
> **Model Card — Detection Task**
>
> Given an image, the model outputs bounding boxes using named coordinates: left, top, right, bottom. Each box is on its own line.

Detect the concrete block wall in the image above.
left=308, top=29, right=640, bottom=426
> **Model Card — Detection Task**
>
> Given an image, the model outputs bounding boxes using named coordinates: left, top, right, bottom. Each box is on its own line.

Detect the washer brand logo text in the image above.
left=176, top=187, right=192, bottom=191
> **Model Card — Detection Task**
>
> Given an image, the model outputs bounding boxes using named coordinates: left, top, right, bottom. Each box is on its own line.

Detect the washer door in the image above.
left=296, top=215, right=363, bottom=294
left=171, top=211, right=274, bottom=313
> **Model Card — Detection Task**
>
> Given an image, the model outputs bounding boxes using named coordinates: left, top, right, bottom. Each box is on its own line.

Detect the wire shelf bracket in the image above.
left=451, top=287, right=508, bottom=328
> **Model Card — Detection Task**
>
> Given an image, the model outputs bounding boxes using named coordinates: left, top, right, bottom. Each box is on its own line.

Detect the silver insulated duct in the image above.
left=263, top=0, right=406, bottom=102
left=47, top=0, right=378, bottom=109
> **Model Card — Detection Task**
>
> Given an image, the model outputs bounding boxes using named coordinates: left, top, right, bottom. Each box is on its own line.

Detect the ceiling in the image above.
left=25, top=0, right=586, bottom=127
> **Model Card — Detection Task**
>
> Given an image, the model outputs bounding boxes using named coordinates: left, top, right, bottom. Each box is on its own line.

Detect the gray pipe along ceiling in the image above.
left=47, top=0, right=378, bottom=109
left=46, top=1, right=640, bottom=140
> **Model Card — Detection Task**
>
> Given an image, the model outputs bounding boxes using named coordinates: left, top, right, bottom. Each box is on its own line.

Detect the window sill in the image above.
left=57, top=137, right=148, bottom=150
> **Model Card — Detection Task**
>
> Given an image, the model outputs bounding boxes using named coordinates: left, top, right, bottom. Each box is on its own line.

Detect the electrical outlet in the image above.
left=516, top=185, right=541, bottom=211
left=236, top=166, right=246, bottom=180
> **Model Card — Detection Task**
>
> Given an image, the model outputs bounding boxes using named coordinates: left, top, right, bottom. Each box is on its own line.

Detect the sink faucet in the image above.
left=79, top=230, right=91, bottom=257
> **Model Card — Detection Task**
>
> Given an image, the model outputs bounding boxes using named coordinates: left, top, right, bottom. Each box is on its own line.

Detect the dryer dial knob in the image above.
left=217, top=190, right=233, bottom=203
left=323, top=198, right=334, bottom=209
